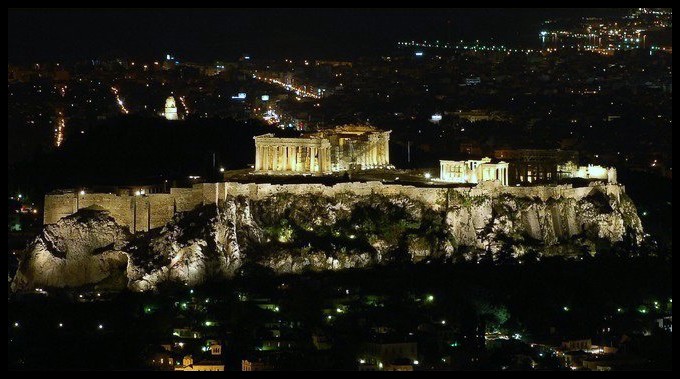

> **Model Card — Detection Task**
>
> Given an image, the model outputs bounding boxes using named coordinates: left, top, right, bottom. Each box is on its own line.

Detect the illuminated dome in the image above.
left=164, top=96, right=178, bottom=120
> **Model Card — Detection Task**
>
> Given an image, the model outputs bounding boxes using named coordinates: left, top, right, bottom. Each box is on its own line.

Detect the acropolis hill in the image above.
left=44, top=180, right=631, bottom=235
left=13, top=178, right=643, bottom=292
left=12, top=125, right=644, bottom=292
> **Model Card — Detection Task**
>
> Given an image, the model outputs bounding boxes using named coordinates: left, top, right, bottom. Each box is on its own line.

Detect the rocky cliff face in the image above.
left=11, top=210, right=129, bottom=292
left=12, top=186, right=644, bottom=292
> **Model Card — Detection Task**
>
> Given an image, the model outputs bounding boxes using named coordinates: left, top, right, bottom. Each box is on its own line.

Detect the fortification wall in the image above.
left=171, top=186, right=203, bottom=212
left=78, top=193, right=133, bottom=228
left=208, top=181, right=621, bottom=206
left=43, top=193, right=133, bottom=227
left=208, top=181, right=450, bottom=209
left=44, top=191, right=188, bottom=233
left=44, top=181, right=625, bottom=233
left=132, top=194, right=177, bottom=232
left=44, top=194, right=78, bottom=225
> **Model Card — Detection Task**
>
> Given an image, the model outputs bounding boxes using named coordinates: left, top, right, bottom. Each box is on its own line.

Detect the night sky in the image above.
left=8, top=8, right=627, bottom=62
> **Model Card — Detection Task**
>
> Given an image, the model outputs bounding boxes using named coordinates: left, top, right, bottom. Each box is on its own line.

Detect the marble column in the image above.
left=373, top=140, right=378, bottom=166
left=268, top=145, right=273, bottom=171
left=325, top=147, right=330, bottom=172
left=271, top=146, right=276, bottom=171
left=293, top=146, right=299, bottom=172
left=292, top=146, right=296, bottom=172
left=281, top=146, right=286, bottom=171
left=279, top=146, right=283, bottom=171
left=255, top=146, right=261, bottom=170
left=303, top=147, right=309, bottom=172
left=309, top=146, right=314, bottom=172
left=326, top=147, right=331, bottom=172
left=294, top=146, right=299, bottom=172
left=319, top=146, right=325, bottom=172
left=260, top=145, right=265, bottom=171
left=301, top=146, right=305, bottom=172
left=310, top=146, right=316, bottom=172
left=265, top=145, right=271, bottom=171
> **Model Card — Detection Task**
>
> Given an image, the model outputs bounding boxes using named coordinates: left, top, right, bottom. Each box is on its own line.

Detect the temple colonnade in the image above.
left=254, top=134, right=331, bottom=174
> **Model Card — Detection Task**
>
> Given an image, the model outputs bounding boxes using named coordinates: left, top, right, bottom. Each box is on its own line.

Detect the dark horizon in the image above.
left=8, top=8, right=628, bottom=63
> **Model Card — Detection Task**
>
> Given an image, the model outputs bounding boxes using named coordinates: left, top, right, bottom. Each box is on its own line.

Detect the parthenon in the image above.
left=254, top=125, right=391, bottom=175
left=254, top=134, right=332, bottom=174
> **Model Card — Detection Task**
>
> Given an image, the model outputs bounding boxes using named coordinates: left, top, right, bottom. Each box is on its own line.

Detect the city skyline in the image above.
left=9, top=8, right=629, bottom=62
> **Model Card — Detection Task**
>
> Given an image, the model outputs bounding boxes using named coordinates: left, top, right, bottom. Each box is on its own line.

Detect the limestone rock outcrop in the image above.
left=11, top=210, right=129, bottom=292
left=12, top=185, right=644, bottom=292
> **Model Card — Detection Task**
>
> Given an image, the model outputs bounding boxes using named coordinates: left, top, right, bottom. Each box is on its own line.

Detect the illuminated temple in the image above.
left=439, top=157, right=510, bottom=186
left=439, top=157, right=617, bottom=187
left=253, top=125, right=391, bottom=174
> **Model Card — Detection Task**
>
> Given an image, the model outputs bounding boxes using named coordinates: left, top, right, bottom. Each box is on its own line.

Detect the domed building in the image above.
left=164, top=96, right=178, bottom=120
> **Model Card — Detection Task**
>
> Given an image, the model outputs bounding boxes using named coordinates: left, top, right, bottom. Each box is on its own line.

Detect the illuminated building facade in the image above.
left=439, top=157, right=509, bottom=186
left=253, top=125, right=391, bottom=175
left=557, top=162, right=617, bottom=183
left=174, top=356, right=224, bottom=371
left=164, top=96, right=178, bottom=120
left=253, top=134, right=332, bottom=174
left=319, top=125, right=391, bottom=171
left=493, top=149, right=579, bottom=185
